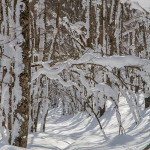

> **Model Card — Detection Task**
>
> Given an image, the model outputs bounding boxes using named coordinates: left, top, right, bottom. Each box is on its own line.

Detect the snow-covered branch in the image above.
left=32, top=53, right=150, bottom=82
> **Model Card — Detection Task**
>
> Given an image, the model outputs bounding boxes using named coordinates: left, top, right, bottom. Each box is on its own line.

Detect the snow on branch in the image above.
left=32, top=53, right=149, bottom=82
left=91, top=83, right=118, bottom=100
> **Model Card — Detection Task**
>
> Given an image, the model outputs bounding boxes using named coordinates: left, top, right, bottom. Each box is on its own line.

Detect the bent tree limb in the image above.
left=85, top=97, right=108, bottom=140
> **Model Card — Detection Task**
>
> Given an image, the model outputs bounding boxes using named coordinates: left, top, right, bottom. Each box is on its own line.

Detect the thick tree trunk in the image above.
left=13, top=0, right=31, bottom=148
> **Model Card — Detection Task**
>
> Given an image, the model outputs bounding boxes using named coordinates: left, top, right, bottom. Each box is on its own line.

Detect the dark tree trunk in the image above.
left=145, top=97, right=150, bottom=108
left=13, top=0, right=31, bottom=148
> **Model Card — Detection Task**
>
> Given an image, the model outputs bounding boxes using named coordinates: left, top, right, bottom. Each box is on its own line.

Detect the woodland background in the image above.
left=0, top=0, right=150, bottom=148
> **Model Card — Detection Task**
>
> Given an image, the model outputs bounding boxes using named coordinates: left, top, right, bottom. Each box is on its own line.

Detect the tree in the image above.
left=13, top=0, right=31, bottom=147
left=32, top=53, right=150, bottom=139
left=0, top=0, right=31, bottom=147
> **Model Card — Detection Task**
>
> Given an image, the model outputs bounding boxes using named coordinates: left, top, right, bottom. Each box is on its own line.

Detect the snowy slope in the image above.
left=131, top=0, right=150, bottom=12
left=0, top=95, right=150, bottom=150
left=27, top=97, right=150, bottom=150
left=25, top=95, right=149, bottom=150
left=121, top=0, right=150, bottom=13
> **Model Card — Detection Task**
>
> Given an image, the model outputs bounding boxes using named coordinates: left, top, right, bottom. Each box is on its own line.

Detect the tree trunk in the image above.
left=145, top=97, right=150, bottom=108
left=13, top=0, right=31, bottom=148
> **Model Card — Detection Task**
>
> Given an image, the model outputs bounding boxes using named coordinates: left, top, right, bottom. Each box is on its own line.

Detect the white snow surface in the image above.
left=121, top=0, right=150, bottom=12
left=0, top=95, right=150, bottom=150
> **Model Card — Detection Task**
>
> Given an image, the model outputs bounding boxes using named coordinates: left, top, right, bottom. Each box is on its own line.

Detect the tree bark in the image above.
left=13, top=0, right=31, bottom=148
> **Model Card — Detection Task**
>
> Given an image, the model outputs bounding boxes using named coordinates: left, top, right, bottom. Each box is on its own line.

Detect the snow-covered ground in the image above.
left=27, top=95, right=150, bottom=150
left=1, top=94, right=150, bottom=150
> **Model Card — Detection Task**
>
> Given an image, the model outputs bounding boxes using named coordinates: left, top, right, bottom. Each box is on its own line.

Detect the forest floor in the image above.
left=0, top=95, right=150, bottom=150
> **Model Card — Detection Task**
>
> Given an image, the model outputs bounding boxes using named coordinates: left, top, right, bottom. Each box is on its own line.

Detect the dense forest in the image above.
left=0, top=0, right=150, bottom=149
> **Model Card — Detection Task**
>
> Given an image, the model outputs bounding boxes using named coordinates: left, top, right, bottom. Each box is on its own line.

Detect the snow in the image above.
left=0, top=144, right=24, bottom=150
left=121, top=0, right=150, bottom=13
left=1, top=95, right=150, bottom=150
left=32, top=53, right=149, bottom=82
left=131, top=0, right=150, bottom=12
left=27, top=97, right=150, bottom=150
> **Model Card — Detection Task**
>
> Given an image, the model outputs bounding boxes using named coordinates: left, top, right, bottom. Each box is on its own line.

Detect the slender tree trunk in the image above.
left=51, top=0, right=60, bottom=60
left=0, top=0, right=3, bottom=105
left=8, top=64, right=15, bottom=144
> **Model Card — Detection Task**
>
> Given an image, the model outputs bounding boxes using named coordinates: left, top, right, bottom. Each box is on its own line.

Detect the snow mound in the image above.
left=0, top=144, right=25, bottom=150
